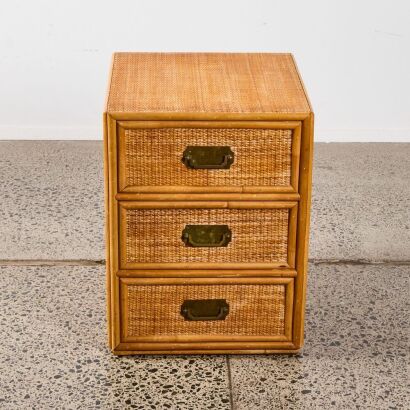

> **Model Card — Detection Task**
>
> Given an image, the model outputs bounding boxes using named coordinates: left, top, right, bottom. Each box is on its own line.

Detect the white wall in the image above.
left=0, top=0, right=409, bottom=142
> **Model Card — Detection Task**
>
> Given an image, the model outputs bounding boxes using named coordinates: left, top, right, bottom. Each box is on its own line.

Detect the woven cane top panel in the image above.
left=124, top=208, right=289, bottom=265
left=123, top=127, right=292, bottom=188
left=126, top=284, right=286, bottom=337
left=107, top=53, right=310, bottom=114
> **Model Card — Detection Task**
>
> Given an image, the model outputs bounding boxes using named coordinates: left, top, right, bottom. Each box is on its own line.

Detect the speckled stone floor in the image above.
left=0, top=142, right=409, bottom=409
left=1, top=142, right=409, bottom=263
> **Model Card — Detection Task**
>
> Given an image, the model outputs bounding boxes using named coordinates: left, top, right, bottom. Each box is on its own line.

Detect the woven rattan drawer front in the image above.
left=117, top=122, right=301, bottom=193
left=119, top=202, right=297, bottom=269
left=120, top=278, right=294, bottom=343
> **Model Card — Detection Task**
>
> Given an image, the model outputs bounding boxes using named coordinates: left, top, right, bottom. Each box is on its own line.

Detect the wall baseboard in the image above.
left=0, top=125, right=409, bottom=142
left=0, top=125, right=102, bottom=140
left=315, top=128, right=410, bottom=142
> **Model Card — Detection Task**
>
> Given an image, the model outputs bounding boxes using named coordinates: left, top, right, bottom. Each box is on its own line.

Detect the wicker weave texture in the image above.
left=107, top=53, right=310, bottom=114
left=126, top=284, right=286, bottom=337
left=124, top=208, right=289, bottom=264
left=123, top=127, right=292, bottom=188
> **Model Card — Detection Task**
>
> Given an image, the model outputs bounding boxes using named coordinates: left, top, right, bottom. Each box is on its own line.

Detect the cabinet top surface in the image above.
left=106, top=53, right=311, bottom=115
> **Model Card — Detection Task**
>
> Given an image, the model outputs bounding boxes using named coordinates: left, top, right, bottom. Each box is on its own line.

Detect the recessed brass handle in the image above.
left=181, top=225, right=232, bottom=247
left=182, top=146, right=234, bottom=169
left=181, top=299, right=230, bottom=321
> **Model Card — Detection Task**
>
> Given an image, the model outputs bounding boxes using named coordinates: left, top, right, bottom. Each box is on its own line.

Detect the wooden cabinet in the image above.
left=104, top=52, right=313, bottom=354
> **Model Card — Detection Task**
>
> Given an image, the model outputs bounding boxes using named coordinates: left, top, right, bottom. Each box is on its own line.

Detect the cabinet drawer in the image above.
left=118, top=201, right=297, bottom=269
left=120, top=277, right=294, bottom=344
left=117, top=121, right=301, bottom=193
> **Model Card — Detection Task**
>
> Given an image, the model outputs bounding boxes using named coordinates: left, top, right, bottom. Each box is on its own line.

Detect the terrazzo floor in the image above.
left=0, top=142, right=409, bottom=409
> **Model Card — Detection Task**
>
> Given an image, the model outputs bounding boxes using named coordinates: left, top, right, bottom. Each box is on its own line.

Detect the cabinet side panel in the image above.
left=103, top=112, right=112, bottom=349
left=107, top=115, right=121, bottom=349
left=104, top=56, right=117, bottom=350
left=293, top=113, right=314, bottom=348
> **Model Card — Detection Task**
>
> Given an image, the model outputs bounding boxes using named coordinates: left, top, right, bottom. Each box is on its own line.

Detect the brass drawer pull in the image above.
left=182, top=146, right=234, bottom=169
left=181, top=299, right=229, bottom=321
left=181, top=224, right=232, bottom=247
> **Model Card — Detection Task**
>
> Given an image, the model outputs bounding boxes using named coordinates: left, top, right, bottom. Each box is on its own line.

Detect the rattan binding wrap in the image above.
left=124, top=208, right=289, bottom=264
left=124, top=127, right=292, bottom=188
left=107, top=53, right=310, bottom=114
left=126, top=284, right=286, bottom=337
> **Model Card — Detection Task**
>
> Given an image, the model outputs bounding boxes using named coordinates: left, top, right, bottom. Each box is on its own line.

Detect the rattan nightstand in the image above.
left=104, top=52, right=313, bottom=354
